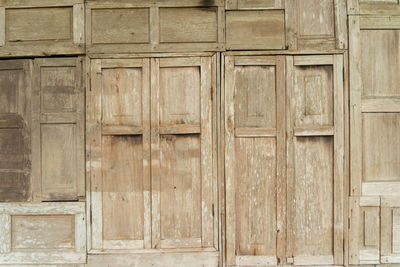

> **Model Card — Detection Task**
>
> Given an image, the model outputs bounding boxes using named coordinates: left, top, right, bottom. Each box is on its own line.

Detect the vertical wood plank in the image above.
left=276, top=55, right=287, bottom=265
left=285, top=0, right=297, bottom=50
left=285, top=55, right=295, bottom=260
left=142, top=58, right=152, bottom=249
left=150, top=7, right=159, bottom=45
left=217, top=7, right=225, bottom=45
left=76, top=57, right=85, bottom=198
left=0, top=214, right=11, bottom=253
left=347, top=0, right=359, bottom=15
left=85, top=6, right=92, bottom=46
left=333, top=54, right=344, bottom=265
left=0, top=7, right=5, bottom=46
left=31, top=60, right=42, bottom=202
left=201, top=56, right=214, bottom=248
left=75, top=213, right=86, bottom=253
left=226, top=0, right=238, bottom=10
left=224, top=55, right=236, bottom=265
left=212, top=54, right=219, bottom=251
left=85, top=55, right=92, bottom=252
left=73, top=3, right=85, bottom=44
left=349, top=16, right=362, bottom=196
left=151, top=57, right=161, bottom=249
left=349, top=196, right=360, bottom=265
left=89, top=59, right=103, bottom=250
left=334, top=0, right=347, bottom=49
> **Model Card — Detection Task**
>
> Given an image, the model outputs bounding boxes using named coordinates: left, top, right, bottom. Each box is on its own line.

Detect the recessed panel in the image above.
left=160, top=135, right=201, bottom=246
left=362, top=113, right=400, bottom=182
left=235, top=138, right=277, bottom=256
left=234, top=65, right=276, bottom=128
left=12, top=215, right=75, bottom=249
left=226, top=10, right=285, bottom=49
left=159, top=8, right=218, bottom=43
left=160, top=67, right=200, bottom=126
left=102, top=68, right=143, bottom=126
left=294, top=66, right=334, bottom=127
left=91, top=8, right=150, bottom=44
left=0, top=69, right=23, bottom=114
left=6, top=8, right=72, bottom=42
left=41, top=124, right=76, bottom=195
left=298, top=0, right=335, bottom=37
left=294, top=137, right=334, bottom=257
left=361, top=30, right=400, bottom=97
left=41, top=67, right=76, bottom=113
left=102, top=135, right=144, bottom=242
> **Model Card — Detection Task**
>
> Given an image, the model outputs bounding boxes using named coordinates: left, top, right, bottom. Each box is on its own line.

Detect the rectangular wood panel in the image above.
left=285, top=0, right=347, bottom=50
left=226, top=0, right=284, bottom=9
left=0, top=60, right=31, bottom=202
left=286, top=55, right=344, bottom=265
left=226, top=10, right=285, bottom=50
left=32, top=58, right=84, bottom=201
left=348, top=0, right=400, bottom=15
left=224, top=55, right=286, bottom=266
left=151, top=56, right=216, bottom=250
left=86, top=0, right=225, bottom=53
left=0, top=202, right=85, bottom=265
left=88, top=58, right=150, bottom=252
left=0, top=0, right=84, bottom=57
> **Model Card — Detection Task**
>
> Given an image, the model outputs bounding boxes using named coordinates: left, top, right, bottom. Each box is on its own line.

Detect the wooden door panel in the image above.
left=151, top=56, right=216, bottom=250
left=89, top=58, right=151, bottom=252
left=32, top=58, right=84, bottom=201
left=348, top=0, right=400, bottom=15
left=350, top=17, right=400, bottom=196
left=287, top=55, right=344, bottom=265
left=0, top=60, right=31, bottom=202
left=225, top=55, right=286, bottom=266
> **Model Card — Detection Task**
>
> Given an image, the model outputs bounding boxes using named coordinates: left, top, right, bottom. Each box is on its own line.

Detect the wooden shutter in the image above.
left=285, top=0, right=347, bottom=50
left=151, top=56, right=217, bottom=249
left=350, top=196, right=400, bottom=264
left=88, top=58, right=151, bottom=251
left=350, top=16, right=400, bottom=196
left=0, top=60, right=31, bottom=202
left=286, top=55, right=344, bottom=265
left=226, top=0, right=284, bottom=9
left=0, top=0, right=84, bottom=57
left=224, top=55, right=286, bottom=266
left=32, top=58, right=85, bottom=201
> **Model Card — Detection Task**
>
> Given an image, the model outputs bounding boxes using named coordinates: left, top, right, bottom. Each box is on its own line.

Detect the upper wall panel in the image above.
left=285, top=0, right=347, bottom=50
left=348, top=0, right=400, bottom=15
left=85, top=0, right=225, bottom=54
left=0, top=0, right=84, bottom=57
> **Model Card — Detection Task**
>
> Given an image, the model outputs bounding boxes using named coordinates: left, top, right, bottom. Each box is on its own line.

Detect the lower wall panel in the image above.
left=0, top=203, right=86, bottom=265
left=86, top=252, right=219, bottom=267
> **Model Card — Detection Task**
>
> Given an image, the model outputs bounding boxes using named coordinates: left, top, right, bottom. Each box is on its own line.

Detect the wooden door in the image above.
left=150, top=56, right=217, bottom=250
left=349, top=14, right=400, bottom=265
left=89, top=58, right=151, bottom=251
left=286, top=55, right=344, bottom=265
left=88, top=55, right=217, bottom=253
left=0, top=60, right=31, bottom=202
left=224, top=55, right=286, bottom=266
left=32, top=58, right=85, bottom=201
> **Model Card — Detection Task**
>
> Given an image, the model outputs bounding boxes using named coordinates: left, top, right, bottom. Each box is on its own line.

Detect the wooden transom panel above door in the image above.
left=224, top=54, right=344, bottom=266
left=87, top=55, right=217, bottom=254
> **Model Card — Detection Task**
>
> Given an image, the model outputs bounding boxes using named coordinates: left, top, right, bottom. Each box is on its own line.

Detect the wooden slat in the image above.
left=360, top=15, right=400, bottom=29
left=100, top=59, right=143, bottom=68
left=40, top=113, right=77, bottom=124
left=234, top=55, right=276, bottom=66
left=294, top=55, right=334, bottom=66
left=234, top=127, right=276, bottom=137
left=361, top=98, right=400, bottom=112
left=381, top=196, right=400, bottom=207
left=293, top=126, right=334, bottom=136
left=159, top=57, right=201, bottom=67
left=159, top=124, right=200, bottom=135
left=160, top=238, right=202, bottom=249
left=0, top=7, right=4, bottom=46
left=363, top=182, right=400, bottom=196
left=0, top=214, right=11, bottom=253
left=236, top=256, right=277, bottom=266
left=360, top=196, right=380, bottom=207
left=0, top=0, right=82, bottom=8
left=0, top=114, right=24, bottom=128
left=73, top=3, right=84, bottom=44
left=293, top=255, right=334, bottom=265
left=102, top=125, right=143, bottom=136
left=349, top=197, right=360, bottom=265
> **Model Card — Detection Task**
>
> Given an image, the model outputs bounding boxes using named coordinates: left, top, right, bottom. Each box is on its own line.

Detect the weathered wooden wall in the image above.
left=0, top=0, right=398, bottom=267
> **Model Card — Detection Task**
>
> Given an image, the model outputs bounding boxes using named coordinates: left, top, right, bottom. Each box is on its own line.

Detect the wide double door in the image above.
left=224, top=54, right=344, bottom=266
left=88, top=56, right=217, bottom=252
